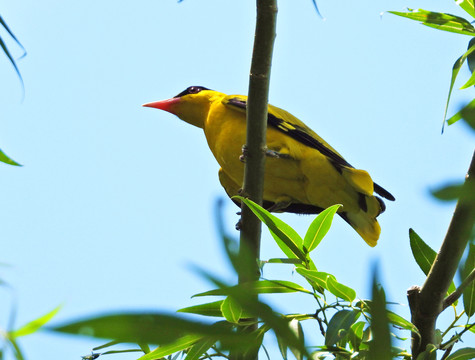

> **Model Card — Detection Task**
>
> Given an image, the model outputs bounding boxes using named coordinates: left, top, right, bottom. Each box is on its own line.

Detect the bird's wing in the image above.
left=223, top=96, right=395, bottom=201
left=224, top=96, right=353, bottom=167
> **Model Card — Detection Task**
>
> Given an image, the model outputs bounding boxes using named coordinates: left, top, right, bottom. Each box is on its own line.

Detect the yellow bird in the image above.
left=144, top=86, right=394, bottom=246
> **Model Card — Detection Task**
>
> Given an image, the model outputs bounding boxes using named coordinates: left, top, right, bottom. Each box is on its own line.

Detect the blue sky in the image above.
left=0, top=0, right=474, bottom=359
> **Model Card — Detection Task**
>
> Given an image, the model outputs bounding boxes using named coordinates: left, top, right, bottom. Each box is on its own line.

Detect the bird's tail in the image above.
left=341, top=195, right=385, bottom=247
left=337, top=167, right=392, bottom=246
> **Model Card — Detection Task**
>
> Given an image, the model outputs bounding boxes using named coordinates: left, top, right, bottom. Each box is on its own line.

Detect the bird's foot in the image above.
left=239, top=145, right=249, bottom=163
left=265, top=148, right=292, bottom=159
left=235, top=218, right=242, bottom=231
left=266, top=199, right=292, bottom=212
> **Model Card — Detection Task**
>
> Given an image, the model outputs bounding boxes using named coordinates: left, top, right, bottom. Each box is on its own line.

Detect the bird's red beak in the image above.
left=142, top=97, right=181, bottom=114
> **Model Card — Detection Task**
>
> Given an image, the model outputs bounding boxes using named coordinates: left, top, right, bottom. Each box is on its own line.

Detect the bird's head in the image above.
left=143, top=86, right=218, bottom=129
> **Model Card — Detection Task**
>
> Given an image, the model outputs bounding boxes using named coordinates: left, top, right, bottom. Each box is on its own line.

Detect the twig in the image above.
left=443, top=267, right=475, bottom=309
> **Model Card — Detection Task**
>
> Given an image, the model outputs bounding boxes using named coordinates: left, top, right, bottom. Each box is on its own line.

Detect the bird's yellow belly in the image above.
left=204, top=113, right=310, bottom=204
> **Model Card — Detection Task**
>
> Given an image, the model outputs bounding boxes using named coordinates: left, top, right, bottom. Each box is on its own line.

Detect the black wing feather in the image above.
left=226, top=97, right=395, bottom=201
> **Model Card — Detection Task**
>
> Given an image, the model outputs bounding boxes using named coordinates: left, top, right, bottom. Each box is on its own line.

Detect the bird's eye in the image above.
left=188, top=86, right=201, bottom=94
left=174, top=86, right=211, bottom=98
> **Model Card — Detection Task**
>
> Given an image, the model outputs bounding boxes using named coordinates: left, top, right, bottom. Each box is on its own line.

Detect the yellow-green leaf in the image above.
left=236, top=196, right=306, bottom=261
left=11, top=305, right=61, bottom=338
left=303, top=204, right=341, bottom=253
left=137, top=335, right=201, bottom=360
left=0, top=149, right=21, bottom=166
left=456, top=0, right=475, bottom=18
left=389, top=9, right=475, bottom=36
left=221, top=296, right=242, bottom=324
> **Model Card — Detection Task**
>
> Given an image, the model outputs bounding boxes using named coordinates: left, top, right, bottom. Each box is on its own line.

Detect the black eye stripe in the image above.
left=174, top=86, right=211, bottom=98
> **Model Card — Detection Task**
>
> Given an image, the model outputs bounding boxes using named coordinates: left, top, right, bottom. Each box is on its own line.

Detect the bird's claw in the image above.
left=239, top=145, right=249, bottom=163
left=265, top=148, right=291, bottom=159
left=235, top=219, right=242, bottom=231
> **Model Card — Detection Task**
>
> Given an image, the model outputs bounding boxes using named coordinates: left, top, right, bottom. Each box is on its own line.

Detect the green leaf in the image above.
left=348, top=321, right=365, bottom=351
left=456, top=0, right=475, bottom=19
left=221, top=296, right=242, bottom=323
left=447, top=99, right=475, bottom=130
left=295, top=268, right=328, bottom=289
left=137, top=334, right=201, bottom=360
left=432, top=181, right=475, bottom=204
left=11, top=305, right=61, bottom=338
left=193, top=266, right=310, bottom=358
left=296, top=268, right=356, bottom=301
left=178, top=301, right=224, bottom=317
left=389, top=9, right=475, bottom=36
left=356, top=300, right=419, bottom=334
left=0, top=33, right=23, bottom=87
left=193, top=280, right=312, bottom=297
left=324, top=310, right=360, bottom=346
left=303, top=204, right=341, bottom=253
left=288, top=319, right=304, bottom=360
left=276, top=333, right=288, bottom=360
left=416, top=344, right=437, bottom=360
left=446, top=347, right=475, bottom=360
left=326, top=275, right=356, bottom=302
left=236, top=196, right=307, bottom=261
left=386, top=311, right=419, bottom=334
left=50, top=313, right=244, bottom=346
left=460, top=244, right=475, bottom=316
left=443, top=43, right=475, bottom=128
left=184, top=337, right=216, bottom=360
left=409, top=228, right=437, bottom=276
left=409, top=229, right=457, bottom=297
left=266, top=258, right=304, bottom=264
left=0, top=149, right=21, bottom=166
left=368, top=270, right=391, bottom=360
left=468, top=37, right=475, bottom=74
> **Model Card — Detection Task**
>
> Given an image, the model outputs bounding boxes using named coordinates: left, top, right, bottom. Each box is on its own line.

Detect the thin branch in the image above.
left=443, top=267, right=475, bottom=309
left=238, top=0, right=277, bottom=284
left=234, top=1, right=277, bottom=359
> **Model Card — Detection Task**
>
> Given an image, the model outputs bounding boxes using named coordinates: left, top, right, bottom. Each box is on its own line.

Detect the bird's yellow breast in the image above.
left=202, top=98, right=334, bottom=205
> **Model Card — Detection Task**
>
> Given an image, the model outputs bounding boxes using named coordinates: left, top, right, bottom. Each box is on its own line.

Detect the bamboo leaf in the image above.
left=178, top=301, right=224, bottom=317
left=266, top=258, right=304, bottom=264
left=326, top=275, right=356, bottom=302
left=447, top=99, right=475, bottom=130
left=460, top=244, right=475, bottom=317
left=431, top=181, right=475, bottom=203
left=456, top=0, right=475, bottom=19
left=446, top=347, right=475, bottom=360
left=303, top=204, right=341, bottom=253
left=443, top=43, right=475, bottom=128
left=0, top=149, right=21, bottom=166
left=368, top=270, right=391, bottom=360
left=193, top=280, right=312, bottom=297
left=50, top=313, right=244, bottom=345
left=235, top=196, right=307, bottom=261
left=348, top=321, right=365, bottom=351
left=137, top=334, right=201, bottom=360
left=288, top=319, right=304, bottom=360
left=325, top=310, right=360, bottom=346
left=184, top=337, right=216, bottom=360
left=468, top=37, right=475, bottom=74
left=0, top=16, right=26, bottom=57
left=11, top=305, right=61, bottom=338
left=0, top=35, right=23, bottom=86
left=389, top=9, right=475, bottom=36
left=295, top=268, right=328, bottom=289
left=409, top=229, right=457, bottom=297
left=357, top=300, right=419, bottom=334
left=221, top=296, right=242, bottom=324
